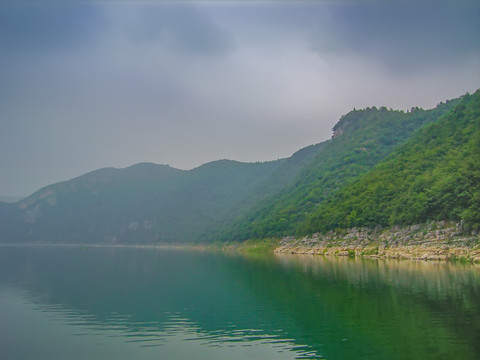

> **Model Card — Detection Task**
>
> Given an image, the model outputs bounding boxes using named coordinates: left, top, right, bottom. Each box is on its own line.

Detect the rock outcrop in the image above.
left=275, top=221, right=480, bottom=262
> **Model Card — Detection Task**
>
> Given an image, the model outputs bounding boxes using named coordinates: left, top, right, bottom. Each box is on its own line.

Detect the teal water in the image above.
left=0, top=246, right=478, bottom=360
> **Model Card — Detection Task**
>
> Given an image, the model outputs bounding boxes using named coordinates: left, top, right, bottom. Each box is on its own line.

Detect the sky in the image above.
left=1, top=0, right=479, bottom=198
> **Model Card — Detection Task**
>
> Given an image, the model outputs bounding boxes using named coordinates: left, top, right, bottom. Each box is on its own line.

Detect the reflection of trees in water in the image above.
left=270, top=254, right=480, bottom=359
left=276, top=254, right=480, bottom=299
left=0, top=247, right=479, bottom=360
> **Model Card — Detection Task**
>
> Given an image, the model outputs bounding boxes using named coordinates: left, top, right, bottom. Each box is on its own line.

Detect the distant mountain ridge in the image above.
left=0, top=144, right=325, bottom=244
left=0, top=90, right=477, bottom=244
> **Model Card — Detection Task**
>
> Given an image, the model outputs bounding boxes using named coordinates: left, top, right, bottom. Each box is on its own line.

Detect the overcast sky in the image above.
left=1, top=0, right=479, bottom=197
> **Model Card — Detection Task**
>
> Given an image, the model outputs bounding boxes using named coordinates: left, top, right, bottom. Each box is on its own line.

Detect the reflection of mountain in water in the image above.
left=0, top=246, right=479, bottom=360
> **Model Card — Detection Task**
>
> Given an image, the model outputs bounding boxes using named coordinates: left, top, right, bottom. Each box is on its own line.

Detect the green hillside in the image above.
left=196, top=142, right=327, bottom=242
left=300, top=91, right=480, bottom=234
left=224, top=98, right=461, bottom=241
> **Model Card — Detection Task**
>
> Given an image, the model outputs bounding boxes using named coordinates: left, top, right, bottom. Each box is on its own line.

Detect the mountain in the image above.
left=0, top=91, right=475, bottom=245
left=0, top=163, right=184, bottom=243
left=222, top=97, right=462, bottom=241
left=0, top=143, right=325, bottom=244
left=299, top=90, right=480, bottom=234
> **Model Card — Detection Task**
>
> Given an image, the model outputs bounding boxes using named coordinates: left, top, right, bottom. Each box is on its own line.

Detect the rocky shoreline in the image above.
left=274, top=222, right=480, bottom=262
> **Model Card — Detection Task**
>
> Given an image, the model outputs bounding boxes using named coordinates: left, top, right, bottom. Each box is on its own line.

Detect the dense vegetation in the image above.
left=300, top=91, right=480, bottom=234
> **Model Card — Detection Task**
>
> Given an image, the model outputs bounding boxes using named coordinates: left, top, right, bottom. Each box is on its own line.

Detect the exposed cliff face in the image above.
left=275, top=222, right=480, bottom=262
left=331, top=115, right=350, bottom=138
left=332, top=125, right=345, bottom=138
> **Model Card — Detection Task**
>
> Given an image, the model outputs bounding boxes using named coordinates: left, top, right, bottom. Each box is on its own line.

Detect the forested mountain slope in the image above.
left=300, top=91, right=480, bottom=234
left=224, top=97, right=461, bottom=241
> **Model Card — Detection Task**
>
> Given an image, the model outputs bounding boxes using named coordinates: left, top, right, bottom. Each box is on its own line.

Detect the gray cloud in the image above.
left=124, top=3, right=233, bottom=56
left=0, top=1, right=103, bottom=54
left=310, top=1, right=480, bottom=73
left=0, top=1, right=478, bottom=197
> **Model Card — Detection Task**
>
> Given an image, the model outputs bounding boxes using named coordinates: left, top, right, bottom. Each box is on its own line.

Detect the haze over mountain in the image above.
left=1, top=90, right=477, bottom=244
left=0, top=196, right=24, bottom=203
left=1, top=1, right=479, bottom=198
left=0, top=143, right=324, bottom=244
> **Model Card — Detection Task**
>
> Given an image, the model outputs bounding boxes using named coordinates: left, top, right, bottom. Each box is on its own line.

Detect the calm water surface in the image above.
left=0, top=246, right=478, bottom=360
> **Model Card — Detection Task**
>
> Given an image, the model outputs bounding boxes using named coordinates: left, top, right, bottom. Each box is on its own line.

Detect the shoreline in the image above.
left=274, top=222, right=480, bottom=263
left=1, top=222, right=479, bottom=263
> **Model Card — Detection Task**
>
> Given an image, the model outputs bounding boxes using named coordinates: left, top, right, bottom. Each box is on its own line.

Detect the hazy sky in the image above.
left=1, top=0, right=479, bottom=197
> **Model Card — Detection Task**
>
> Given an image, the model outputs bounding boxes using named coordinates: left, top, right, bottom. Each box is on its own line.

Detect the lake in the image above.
left=0, top=246, right=478, bottom=360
